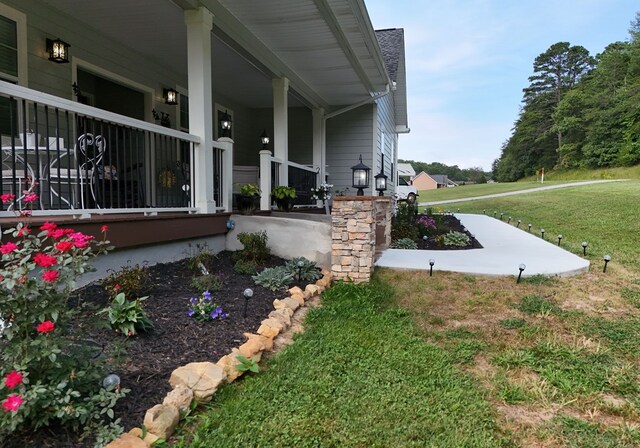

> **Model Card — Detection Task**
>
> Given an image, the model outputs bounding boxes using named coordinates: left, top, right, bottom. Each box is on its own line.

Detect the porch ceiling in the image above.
left=37, top=0, right=389, bottom=109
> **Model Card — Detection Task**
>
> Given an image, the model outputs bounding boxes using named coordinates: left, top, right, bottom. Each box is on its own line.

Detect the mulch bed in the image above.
left=415, top=214, right=483, bottom=250
left=8, top=251, right=293, bottom=448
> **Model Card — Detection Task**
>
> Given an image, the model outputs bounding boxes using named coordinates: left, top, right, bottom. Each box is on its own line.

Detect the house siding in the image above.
left=326, top=104, right=374, bottom=195
left=375, top=91, right=396, bottom=191
left=412, top=172, right=437, bottom=190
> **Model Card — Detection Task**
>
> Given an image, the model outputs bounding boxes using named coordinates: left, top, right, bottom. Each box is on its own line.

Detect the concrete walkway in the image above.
left=419, top=179, right=625, bottom=206
left=375, top=214, right=590, bottom=277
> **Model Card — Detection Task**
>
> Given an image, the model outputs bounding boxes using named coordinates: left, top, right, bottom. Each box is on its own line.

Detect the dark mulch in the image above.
left=416, top=214, right=483, bottom=250
left=7, top=251, right=291, bottom=448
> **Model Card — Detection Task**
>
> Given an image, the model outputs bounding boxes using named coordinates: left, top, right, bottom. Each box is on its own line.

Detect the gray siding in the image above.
left=326, top=104, right=374, bottom=195
left=375, top=92, right=397, bottom=190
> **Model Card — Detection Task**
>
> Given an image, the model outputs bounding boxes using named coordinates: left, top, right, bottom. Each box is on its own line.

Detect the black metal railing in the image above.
left=288, top=164, right=317, bottom=205
left=0, top=83, right=199, bottom=214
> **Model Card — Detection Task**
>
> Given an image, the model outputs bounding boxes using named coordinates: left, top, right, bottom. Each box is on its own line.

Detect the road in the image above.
left=418, top=179, right=626, bottom=206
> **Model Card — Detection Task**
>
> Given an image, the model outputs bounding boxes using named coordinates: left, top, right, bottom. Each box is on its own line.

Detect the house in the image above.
left=0, top=0, right=408, bottom=270
left=411, top=171, right=437, bottom=190
left=430, top=175, right=458, bottom=188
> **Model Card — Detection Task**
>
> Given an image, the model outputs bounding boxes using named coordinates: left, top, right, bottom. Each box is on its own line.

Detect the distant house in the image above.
left=411, top=171, right=437, bottom=190
left=430, top=175, right=458, bottom=188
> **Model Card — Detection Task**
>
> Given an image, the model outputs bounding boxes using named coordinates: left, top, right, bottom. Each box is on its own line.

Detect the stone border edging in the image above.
left=105, top=269, right=332, bottom=447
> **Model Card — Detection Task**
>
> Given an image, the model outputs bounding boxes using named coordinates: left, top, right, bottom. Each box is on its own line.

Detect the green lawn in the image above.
left=175, top=178, right=640, bottom=447
left=418, top=180, right=572, bottom=202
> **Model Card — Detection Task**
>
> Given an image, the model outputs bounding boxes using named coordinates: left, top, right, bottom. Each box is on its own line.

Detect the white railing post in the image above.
left=218, top=137, right=234, bottom=212
left=273, top=77, right=289, bottom=187
left=259, top=149, right=272, bottom=211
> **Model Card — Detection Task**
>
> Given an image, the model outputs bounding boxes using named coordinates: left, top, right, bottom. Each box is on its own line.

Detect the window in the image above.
left=179, top=93, right=189, bottom=131
left=0, top=15, right=17, bottom=82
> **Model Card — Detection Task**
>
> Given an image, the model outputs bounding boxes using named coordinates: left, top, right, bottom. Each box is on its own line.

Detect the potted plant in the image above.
left=237, top=183, right=260, bottom=215
left=271, top=185, right=297, bottom=212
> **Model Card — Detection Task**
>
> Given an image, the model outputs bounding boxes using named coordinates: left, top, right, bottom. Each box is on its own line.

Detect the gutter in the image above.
left=324, top=84, right=391, bottom=120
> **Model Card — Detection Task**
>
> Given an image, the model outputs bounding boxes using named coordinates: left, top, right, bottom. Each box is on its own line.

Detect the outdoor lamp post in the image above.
left=429, top=259, right=435, bottom=277
left=260, top=130, right=270, bottom=151
left=557, top=234, right=563, bottom=246
left=243, top=288, right=253, bottom=318
left=220, top=110, right=232, bottom=137
left=517, top=264, right=526, bottom=283
left=374, top=170, right=388, bottom=196
left=603, top=255, right=611, bottom=273
left=581, top=241, right=588, bottom=256
left=351, top=155, right=370, bottom=196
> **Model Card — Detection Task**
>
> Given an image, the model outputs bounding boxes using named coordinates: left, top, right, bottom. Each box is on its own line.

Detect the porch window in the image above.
left=0, top=15, right=18, bottom=82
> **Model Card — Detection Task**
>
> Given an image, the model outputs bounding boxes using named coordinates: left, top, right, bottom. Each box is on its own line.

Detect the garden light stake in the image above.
left=429, top=259, right=435, bottom=277
left=603, top=255, right=611, bottom=273
left=243, top=288, right=254, bottom=318
left=517, top=264, right=526, bottom=284
left=582, top=241, right=588, bottom=256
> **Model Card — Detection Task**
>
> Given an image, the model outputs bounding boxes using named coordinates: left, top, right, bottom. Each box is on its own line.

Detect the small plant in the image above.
left=443, top=231, right=470, bottom=247
left=390, top=238, right=418, bottom=249
left=271, top=185, right=297, bottom=200
left=310, top=183, right=332, bottom=201
left=391, top=202, right=420, bottom=241
left=191, top=274, right=224, bottom=293
left=500, top=317, right=527, bottom=329
left=236, top=231, right=270, bottom=264
left=284, top=257, right=322, bottom=282
left=103, top=262, right=151, bottom=299
left=239, top=183, right=260, bottom=197
left=233, top=259, right=259, bottom=275
left=100, top=293, right=153, bottom=336
left=187, top=290, right=228, bottom=321
left=185, top=242, right=217, bottom=275
left=516, top=295, right=559, bottom=315
left=235, top=355, right=260, bottom=373
left=252, top=266, right=295, bottom=291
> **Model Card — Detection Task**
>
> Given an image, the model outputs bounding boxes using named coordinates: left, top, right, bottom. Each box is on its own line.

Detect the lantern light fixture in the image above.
left=374, top=153, right=388, bottom=196
left=260, top=130, right=270, bottom=150
left=220, top=110, right=232, bottom=137
left=351, top=154, right=370, bottom=196
left=163, top=88, right=178, bottom=105
left=47, top=38, right=70, bottom=63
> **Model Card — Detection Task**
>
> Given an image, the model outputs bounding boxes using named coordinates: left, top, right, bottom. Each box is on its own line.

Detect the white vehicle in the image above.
left=395, top=162, right=418, bottom=204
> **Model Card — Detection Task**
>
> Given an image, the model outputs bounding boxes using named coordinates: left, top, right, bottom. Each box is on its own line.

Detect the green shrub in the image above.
left=284, top=257, right=322, bottom=282
left=236, top=231, right=270, bottom=264
left=99, top=293, right=153, bottom=336
left=252, top=266, right=295, bottom=291
left=443, top=231, right=470, bottom=247
left=391, top=203, right=420, bottom=241
left=390, top=222, right=419, bottom=242
left=235, top=355, right=260, bottom=373
left=191, top=274, right=224, bottom=293
left=103, top=262, right=151, bottom=299
left=234, top=259, right=259, bottom=275
left=390, top=238, right=418, bottom=249
left=185, top=242, right=217, bottom=275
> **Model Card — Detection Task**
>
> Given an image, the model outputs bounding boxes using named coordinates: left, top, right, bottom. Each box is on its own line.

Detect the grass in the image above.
left=523, top=164, right=640, bottom=182
left=176, top=281, right=510, bottom=447
left=177, top=172, right=640, bottom=447
left=418, top=180, right=572, bottom=202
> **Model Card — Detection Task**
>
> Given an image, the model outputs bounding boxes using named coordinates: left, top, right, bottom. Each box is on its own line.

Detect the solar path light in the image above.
left=517, top=264, right=526, bottom=283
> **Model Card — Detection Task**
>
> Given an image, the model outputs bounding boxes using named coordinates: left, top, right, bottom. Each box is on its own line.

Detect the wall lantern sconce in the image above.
left=260, top=130, right=270, bottom=150
left=351, top=155, right=370, bottom=196
left=374, top=154, right=387, bottom=196
left=163, top=88, right=178, bottom=105
left=220, top=110, right=232, bottom=137
left=47, top=38, right=70, bottom=63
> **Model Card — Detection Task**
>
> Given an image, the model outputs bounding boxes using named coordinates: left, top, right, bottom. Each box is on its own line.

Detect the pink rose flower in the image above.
left=2, top=394, right=23, bottom=412
left=36, top=321, right=55, bottom=333
left=101, top=225, right=108, bottom=233
left=23, top=193, right=38, bottom=203
left=41, top=270, right=59, bottom=283
left=1, top=193, right=15, bottom=203
left=55, top=241, right=74, bottom=252
left=34, top=253, right=57, bottom=268
left=0, top=242, right=18, bottom=255
left=4, top=371, right=23, bottom=389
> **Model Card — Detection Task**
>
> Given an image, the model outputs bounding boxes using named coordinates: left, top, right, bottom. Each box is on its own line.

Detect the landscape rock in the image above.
left=216, top=351, right=244, bottom=382
left=288, top=286, right=304, bottom=296
left=305, top=284, right=321, bottom=297
left=162, top=384, right=193, bottom=413
left=290, top=293, right=305, bottom=307
left=282, top=297, right=301, bottom=311
left=105, top=433, right=150, bottom=448
left=257, top=323, right=280, bottom=339
left=169, top=362, right=226, bottom=400
left=268, top=308, right=293, bottom=328
left=260, top=316, right=285, bottom=331
left=317, top=275, right=331, bottom=288
left=128, top=427, right=159, bottom=445
left=239, top=333, right=273, bottom=358
left=321, top=267, right=330, bottom=277
left=143, top=404, right=180, bottom=440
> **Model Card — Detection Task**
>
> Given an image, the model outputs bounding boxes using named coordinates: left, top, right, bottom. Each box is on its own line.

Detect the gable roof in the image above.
left=375, top=28, right=403, bottom=83
left=430, top=175, right=449, bottom=185
left=414, top=171, right=435, bottom=181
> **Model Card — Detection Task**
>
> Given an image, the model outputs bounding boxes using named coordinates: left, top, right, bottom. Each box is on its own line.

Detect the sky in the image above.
left=365, top=0, right=639, bottom=171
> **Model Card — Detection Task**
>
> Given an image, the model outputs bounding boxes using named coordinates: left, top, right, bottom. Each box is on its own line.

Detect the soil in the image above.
left=415, top=214, right=483, bottom=250
left=7, top=251, right=295, bottom=448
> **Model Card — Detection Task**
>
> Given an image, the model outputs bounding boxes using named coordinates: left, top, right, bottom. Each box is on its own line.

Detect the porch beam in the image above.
left=273, top=77, right=289, bottom=187
left=312, top=108, right=326, bottom=187
left=185, top=7, right=216, bottom=213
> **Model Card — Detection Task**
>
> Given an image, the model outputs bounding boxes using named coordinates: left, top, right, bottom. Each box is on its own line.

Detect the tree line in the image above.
left=398, top=159, right=490, bottom=183
left=493, top=12, right=640, bottom=181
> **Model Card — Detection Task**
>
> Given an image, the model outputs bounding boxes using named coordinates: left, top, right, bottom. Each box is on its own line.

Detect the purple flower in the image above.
left=190, top=297, right=197, bottom=304
left=203, top=290, right=212, bottom=302
left=221, top=312, right=228, bottom=319
left=215, top=306, right=223, bottom=314
left=210, top=310, right=220, bottom=319
left=187, top=309, right=195, bottom=317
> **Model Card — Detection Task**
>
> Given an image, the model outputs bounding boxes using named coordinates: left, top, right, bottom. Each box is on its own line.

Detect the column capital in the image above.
left=184, top=6, right=213, bottom=30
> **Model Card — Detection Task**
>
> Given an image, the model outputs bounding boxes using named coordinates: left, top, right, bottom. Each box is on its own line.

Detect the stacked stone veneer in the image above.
left=331, top=196, right=392, bottom=283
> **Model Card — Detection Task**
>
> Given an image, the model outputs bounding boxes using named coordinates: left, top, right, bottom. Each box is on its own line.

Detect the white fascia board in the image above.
left=350, top=0, right=392, bottom=89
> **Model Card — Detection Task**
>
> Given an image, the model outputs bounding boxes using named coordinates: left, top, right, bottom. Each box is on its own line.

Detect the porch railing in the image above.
left=259, top=150, right=318, bottom=210
left=0, top=81, right=206, bottom=216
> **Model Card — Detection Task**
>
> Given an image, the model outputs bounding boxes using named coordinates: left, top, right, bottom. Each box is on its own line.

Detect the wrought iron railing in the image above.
left=288, top=162, right=318, bottom=205
left=0, top=81, right=201, bottom=215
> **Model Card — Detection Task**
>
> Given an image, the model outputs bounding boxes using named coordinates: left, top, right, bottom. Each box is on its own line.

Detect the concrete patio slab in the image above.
left=375, top=214, right=590, bottom=277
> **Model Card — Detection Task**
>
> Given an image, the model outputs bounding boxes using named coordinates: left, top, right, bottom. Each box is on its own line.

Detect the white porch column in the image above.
left=259, top=149, right=272, bottom=211
left=185, top=7, right=215, bottom=213
left=312, top=108, right=325, bottom=187
left=218, top=137, right=234, bottom=212
left=272, top=77, right=289, bottom=186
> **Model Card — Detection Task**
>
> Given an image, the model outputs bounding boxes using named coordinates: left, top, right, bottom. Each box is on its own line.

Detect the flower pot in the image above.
left=275, top=197, right=295, bottom=212
left=237, top=194, right=259, bottom=215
